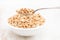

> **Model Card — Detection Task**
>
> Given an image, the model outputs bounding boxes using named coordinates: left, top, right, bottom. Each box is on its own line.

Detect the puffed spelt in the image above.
left=8, top=8, right=45, bottom=28
left=16, top=8, right=34, bottom=15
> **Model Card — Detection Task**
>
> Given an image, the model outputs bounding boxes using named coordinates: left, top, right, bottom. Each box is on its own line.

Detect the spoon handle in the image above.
left=34, top=7, right=60, bottom=12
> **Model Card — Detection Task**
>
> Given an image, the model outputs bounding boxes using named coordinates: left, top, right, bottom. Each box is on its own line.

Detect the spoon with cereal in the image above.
left=16, top=8, right=34, bottom=15
left=16, top=7, right=60, bottom=15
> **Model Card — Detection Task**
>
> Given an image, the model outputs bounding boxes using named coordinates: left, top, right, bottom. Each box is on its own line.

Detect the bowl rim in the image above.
left=7, top=20, right=41, bottom=30
left=8, top=24, right=41, bottom=30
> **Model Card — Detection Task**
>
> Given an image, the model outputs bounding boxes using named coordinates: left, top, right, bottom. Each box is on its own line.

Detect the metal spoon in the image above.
left=34, top=7, right=60, bottom=13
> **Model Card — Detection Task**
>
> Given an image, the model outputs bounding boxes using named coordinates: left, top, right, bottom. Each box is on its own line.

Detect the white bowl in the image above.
left=7, top=21, right=41, bottom=36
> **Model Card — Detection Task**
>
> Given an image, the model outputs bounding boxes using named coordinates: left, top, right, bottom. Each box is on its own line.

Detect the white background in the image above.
left=0, top=0, right=60, bottom=40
